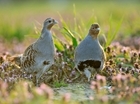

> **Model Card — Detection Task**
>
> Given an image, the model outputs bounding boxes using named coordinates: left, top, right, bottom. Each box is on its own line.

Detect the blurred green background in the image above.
left=0, top=0, right=140, bottom=53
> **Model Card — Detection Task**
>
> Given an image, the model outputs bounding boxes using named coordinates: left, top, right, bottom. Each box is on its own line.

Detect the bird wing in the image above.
left=102, top=48, right=106, bottom=61
left=74, top=46, right=81, bottom=65
left=21, top=44, right=37, bottom=68
left=98, top=46, right=106, bottom=70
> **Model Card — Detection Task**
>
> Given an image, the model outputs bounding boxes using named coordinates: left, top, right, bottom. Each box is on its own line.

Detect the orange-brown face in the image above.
left=89, top=23, right=100, bottom=38
left=44, top=18, right=58, bottom=30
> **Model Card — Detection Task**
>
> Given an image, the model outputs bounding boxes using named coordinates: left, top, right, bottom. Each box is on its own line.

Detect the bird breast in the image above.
left=34, top=34, right=55, bottom=56
left=76, top=36, right=103, bottom=61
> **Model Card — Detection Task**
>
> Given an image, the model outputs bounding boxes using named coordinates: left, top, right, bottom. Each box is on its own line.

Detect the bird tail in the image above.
left=8, top=54, right=23, bottom=66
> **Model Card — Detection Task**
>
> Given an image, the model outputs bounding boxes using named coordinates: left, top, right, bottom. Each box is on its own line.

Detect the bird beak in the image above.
left=96, top=27, right=100, bottom=31
left=53, top=19, right=58, bottom=24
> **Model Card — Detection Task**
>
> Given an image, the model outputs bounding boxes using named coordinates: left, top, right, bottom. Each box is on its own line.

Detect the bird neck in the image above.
left=89, top=30, right=98, bottom=39
left=41, top=26, right=50, bottom=33
left=88, top=33, right=98, bottom=39
left=40, top=27, right=51, bottom=39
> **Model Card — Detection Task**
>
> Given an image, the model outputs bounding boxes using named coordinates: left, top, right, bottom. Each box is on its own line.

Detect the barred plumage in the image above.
left=74, top=23, right=106, bottom=82
left=21, top=45, right=37, bottom=70
left=20, top=18, right=58, bottom=86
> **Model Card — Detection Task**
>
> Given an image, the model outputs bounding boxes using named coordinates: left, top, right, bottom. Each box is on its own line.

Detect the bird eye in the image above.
left=48, top=20, right=51, bottom=23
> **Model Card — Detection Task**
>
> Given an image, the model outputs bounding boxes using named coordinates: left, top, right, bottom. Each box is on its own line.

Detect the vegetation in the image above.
left=0, top=0, right=140, bottom=104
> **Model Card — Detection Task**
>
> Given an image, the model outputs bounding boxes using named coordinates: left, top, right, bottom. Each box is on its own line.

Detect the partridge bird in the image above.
left=74, top=23, right=106, bottom=82
left=21, top=18, right=58, bottom=85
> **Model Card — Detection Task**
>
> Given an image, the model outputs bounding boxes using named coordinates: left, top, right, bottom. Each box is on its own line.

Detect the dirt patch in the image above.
left=53, top=83, right=110, bottom=101
left=53, top=83, right=94, bottom=101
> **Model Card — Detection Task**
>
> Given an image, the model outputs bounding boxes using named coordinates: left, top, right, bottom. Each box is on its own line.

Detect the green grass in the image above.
left=0, top=21, right=31, bottom=42
left=53, top=80, right=68, bottom=88
left=0, top=1, right=140, bottom=104
left=0, top=0, right=140, bottom=44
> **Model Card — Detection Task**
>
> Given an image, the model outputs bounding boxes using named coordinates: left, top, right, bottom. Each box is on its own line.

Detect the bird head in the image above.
left=43, top=18, right=58, bottom=30
left=89, top=23, right=100, bottom=38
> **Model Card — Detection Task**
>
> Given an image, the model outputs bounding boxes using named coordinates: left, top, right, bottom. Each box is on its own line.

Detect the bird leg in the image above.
left=75, top=66, right=82, bottom=74
left=92, top=71, right=97, bottom=79
left=84, top=68, right=91, bottom=82
left=36, top=63, right=53, bottom=86
left=36, top=78, right=39, bottom=87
